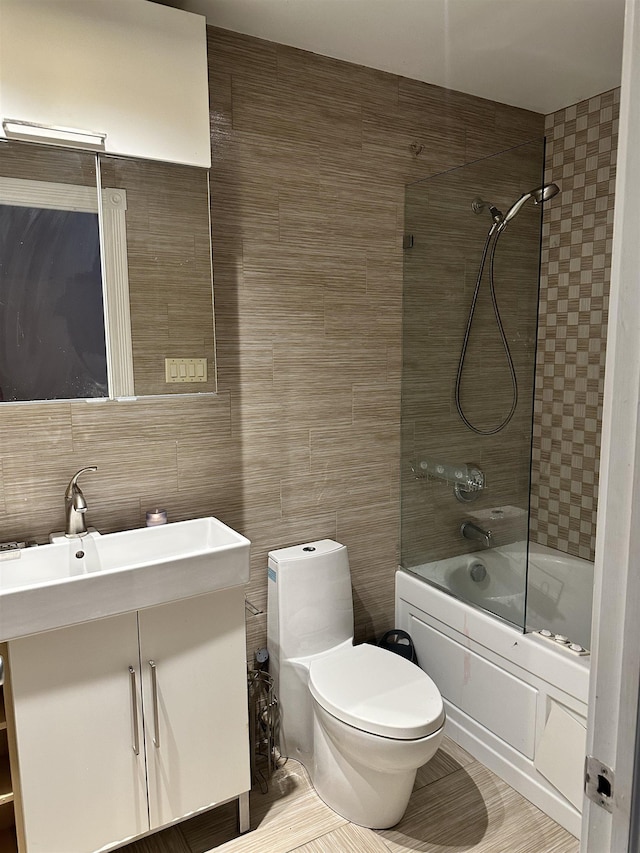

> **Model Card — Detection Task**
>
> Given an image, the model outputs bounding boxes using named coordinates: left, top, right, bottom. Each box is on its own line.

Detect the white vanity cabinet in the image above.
left=0, top=646, right=18, bottom=853
left=0, top=0, right=211, bottom=168
left=9, top=612, right=147, bottom=852
left=139, top=591, right=250, bottom=831
left=7, top=587, right=250, bottom=853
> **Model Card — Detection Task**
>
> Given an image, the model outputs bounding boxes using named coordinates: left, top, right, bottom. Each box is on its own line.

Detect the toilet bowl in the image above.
left=267, top=539, right=445, bottom=828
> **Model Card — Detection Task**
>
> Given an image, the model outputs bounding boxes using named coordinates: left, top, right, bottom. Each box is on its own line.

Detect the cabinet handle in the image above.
left=149, top=660, right=160, bottom=748
left=129, top=666, right=140, bottom=756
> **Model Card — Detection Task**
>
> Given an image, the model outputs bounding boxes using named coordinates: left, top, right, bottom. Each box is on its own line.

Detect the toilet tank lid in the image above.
left=268, top=540, right=344, bottom=565
left=309, top=644, right=445, bottom=740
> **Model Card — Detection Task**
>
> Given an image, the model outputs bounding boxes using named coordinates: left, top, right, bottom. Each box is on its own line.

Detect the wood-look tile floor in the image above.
left=121, top=737, right=579, bottom=853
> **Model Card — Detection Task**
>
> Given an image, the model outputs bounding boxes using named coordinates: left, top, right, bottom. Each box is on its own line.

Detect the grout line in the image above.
left=285, top=825, right=346, bottom=853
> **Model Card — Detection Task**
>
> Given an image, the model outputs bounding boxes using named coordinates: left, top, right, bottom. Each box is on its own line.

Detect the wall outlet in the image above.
left=165, top=357, right=208, bottom=383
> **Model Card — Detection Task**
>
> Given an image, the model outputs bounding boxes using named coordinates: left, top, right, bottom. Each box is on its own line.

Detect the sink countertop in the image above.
left=0, top=517, right=250, bottom=643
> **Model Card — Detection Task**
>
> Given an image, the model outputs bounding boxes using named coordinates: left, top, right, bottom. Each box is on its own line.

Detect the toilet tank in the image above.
left=267, top=540, right=354, bottom=661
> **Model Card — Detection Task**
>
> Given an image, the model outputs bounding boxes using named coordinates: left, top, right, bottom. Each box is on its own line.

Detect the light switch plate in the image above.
left=165, top=357, right=208, bottom=383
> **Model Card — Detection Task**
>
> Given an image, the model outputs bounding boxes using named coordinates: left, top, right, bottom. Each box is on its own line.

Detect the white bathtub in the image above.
left=396, top=543, right=593, bottom=838
left=407, top=541, right=593, bottom=649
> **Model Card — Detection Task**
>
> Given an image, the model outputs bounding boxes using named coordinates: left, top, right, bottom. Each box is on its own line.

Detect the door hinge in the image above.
left=585, top=755, right=615, bottom=813
left=402, top=234, right=414, bottom=249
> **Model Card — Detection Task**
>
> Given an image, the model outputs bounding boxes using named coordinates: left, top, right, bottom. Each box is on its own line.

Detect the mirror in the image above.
left=0, top=140, right=216, bottom=402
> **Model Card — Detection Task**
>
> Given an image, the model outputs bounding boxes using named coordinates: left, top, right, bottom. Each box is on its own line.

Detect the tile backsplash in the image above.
left=530, top=88, right=619, bottom=561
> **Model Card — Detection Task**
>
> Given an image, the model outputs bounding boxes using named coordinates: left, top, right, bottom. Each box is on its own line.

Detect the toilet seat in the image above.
left=309, top=643, right=445, bottom=740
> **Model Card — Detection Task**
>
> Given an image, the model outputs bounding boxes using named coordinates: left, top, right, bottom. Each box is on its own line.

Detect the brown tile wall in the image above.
left=0, top=28, right=543, bottom=658
left=207, top=28, right=542, bottom=653
left=530, top=89, right=619, bottom=561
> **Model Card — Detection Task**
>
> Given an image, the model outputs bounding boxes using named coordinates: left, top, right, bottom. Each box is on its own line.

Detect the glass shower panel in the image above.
left=400, top=139, right=545, bottom=630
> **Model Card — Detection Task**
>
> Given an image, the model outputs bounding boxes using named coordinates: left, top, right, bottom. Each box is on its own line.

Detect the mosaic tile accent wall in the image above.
left=530, top=88, right=620, bottom=561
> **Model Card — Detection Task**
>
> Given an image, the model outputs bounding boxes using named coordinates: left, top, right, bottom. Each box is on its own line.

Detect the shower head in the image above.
left=532, top=184, right=560, bottom=203
left=501, top=183, right=560, bottom=227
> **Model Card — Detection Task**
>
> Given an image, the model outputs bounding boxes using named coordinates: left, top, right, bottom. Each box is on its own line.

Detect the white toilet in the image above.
left=267, top=539, right=445, bottom=828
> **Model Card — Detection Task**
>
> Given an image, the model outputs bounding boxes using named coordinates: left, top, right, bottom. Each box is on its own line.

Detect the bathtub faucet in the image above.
left=460, top=521, right=492, bottom=548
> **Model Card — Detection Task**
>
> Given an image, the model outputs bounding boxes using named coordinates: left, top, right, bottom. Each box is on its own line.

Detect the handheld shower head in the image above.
left=500, top=183, right=560, bottom=227
left=531, top=184, right=560, bottom=204
left=532, top=184, right=560, bottom=203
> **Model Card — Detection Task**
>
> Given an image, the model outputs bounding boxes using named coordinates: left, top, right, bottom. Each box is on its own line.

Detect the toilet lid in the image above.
left=309, top=644, right=445, bottom=740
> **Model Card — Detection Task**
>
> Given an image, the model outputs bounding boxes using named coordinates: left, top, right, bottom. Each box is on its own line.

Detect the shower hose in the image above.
left=454, top=226, right=518, bottom=435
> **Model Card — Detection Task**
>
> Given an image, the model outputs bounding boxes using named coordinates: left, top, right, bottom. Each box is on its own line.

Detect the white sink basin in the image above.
left=0, top=517, right=250, bottom=642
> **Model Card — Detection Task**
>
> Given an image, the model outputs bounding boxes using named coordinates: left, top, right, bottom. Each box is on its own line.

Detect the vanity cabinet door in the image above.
left=138, top=587, right=251, bottom=830
left=8, top=612, right=148, bottom=853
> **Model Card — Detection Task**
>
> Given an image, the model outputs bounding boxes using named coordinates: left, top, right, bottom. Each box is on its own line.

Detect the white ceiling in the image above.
left=162, top=0, right=625, bottom=114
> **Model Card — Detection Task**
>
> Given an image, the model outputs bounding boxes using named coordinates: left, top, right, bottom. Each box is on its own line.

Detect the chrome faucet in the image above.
left=460, top=520, right=492, bottom=548
left=64, top=467, right=98, bottom=538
